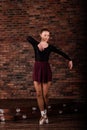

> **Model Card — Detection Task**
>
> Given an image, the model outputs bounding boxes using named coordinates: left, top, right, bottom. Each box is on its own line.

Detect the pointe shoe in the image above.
left=44, top=117, right=49, bottom=124
left=39, top=116, right=49, bottom=125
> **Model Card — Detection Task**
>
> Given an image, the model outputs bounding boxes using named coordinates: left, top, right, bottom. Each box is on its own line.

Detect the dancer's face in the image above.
left=40, top=31, right=50, bottom=42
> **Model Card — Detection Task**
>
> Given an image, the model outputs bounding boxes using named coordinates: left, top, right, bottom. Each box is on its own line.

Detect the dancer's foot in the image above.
left=39, top=116, right=49, bottom=125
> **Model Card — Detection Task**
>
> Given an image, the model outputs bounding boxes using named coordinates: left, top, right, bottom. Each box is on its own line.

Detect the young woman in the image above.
left=27, top=28, right=73, bottom=125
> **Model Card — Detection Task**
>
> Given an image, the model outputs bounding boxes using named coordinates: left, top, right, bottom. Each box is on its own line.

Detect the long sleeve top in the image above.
left=27, top=36, right=71, bottom=62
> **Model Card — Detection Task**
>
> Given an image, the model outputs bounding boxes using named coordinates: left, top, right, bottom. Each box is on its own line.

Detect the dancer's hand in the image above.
left=68, top=60, right=73, bottom=70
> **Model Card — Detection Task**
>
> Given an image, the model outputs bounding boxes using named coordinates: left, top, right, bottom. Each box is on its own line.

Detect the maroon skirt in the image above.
left=33, top=61, right=52, bottom=83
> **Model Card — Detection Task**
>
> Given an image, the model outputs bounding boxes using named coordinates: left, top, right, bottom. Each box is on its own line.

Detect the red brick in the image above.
left=0, top=0, right=86, bottom=99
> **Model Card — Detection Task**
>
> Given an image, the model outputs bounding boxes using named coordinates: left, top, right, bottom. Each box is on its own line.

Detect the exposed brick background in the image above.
left=0, top=0, right=86, bottom=100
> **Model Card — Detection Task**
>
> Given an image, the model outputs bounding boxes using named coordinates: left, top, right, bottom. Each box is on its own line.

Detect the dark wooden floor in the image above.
left=0, top=113, right=86, bottom=130
left=0, top=99, right=86, bottom=130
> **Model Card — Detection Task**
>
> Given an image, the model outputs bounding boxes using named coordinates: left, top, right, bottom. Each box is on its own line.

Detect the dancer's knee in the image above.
left=36, top=91, right=42, bottom=98
left=44, top=93, right=49, bottom=99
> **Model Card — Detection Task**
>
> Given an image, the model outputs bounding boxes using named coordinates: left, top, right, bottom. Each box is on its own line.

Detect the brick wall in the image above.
left=0, top=0, right=86, bottom=99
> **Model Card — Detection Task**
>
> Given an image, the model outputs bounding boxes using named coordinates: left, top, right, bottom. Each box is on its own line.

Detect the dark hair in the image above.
left=40, top=28, right=50, bottom=33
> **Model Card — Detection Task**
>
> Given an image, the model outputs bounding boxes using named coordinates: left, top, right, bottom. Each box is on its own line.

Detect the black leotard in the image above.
left=27, top=36, right=71, bottom=61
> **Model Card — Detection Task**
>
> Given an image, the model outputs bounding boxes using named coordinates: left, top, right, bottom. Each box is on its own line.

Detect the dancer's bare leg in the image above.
left=34, top=81, right=44, bottom=111
left=43, top=81, right=52, bottom=108
left=39, top=81, right=51, bottom=124
left=34, top=81, right=51, bottom=125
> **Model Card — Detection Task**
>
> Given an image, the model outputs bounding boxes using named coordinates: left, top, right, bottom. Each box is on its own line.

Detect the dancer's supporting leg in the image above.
left=42, top=82, right=51, bottom=111
left=34, top=81, right=51, bottom=125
